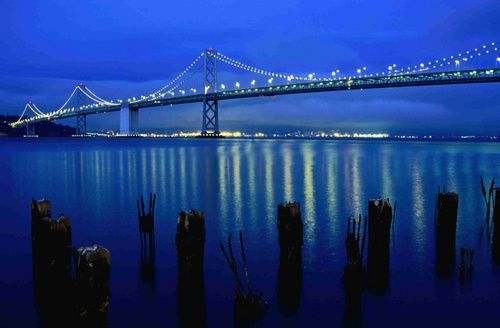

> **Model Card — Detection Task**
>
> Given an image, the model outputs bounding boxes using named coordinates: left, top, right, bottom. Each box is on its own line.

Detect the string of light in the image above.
left=31, top=103, right=46, bottom=116
left=83, top=86, right=115, bottom=105
left=216, top=52, right=309, bottom=81
left=380, top=41, right=499, bottom=77
left=131, top=52, right=204, bottom=103
left=54, top=87, right=79, bottom=114
left=76, top=86, right=114, bottom=106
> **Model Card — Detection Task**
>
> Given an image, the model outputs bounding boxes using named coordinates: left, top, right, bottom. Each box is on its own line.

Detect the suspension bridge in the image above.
left=10, top=43, right=500, bottom=137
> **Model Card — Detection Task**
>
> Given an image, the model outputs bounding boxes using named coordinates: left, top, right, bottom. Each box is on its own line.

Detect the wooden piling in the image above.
left=459, top=247, right=474, bottom=285
left=277, top=202, right=303, bottom=316
left=74, top=244, right=110, bottom=327
left=220, top=232, right=268, bottom=323
left=30, top=198, right=73, bottom=325
left=277, top=202, right=303, bottom=262
left=435, top=190, right=459, bottom=276
left=137, top=193, right=156, bottom=262
left=343, top=215, right=367, bottom=293
left=492, top=189, right=500, bottom=262
left=367, top=198, right=392, bottom=292
left=176, top=209, right=205, bottom=278
left=343, top=215, right=367, bottom=327
left=176, top=210, right=206, bottom=328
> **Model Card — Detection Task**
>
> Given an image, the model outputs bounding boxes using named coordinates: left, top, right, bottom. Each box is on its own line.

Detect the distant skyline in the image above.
left=1, top=1, right=500, bottom=135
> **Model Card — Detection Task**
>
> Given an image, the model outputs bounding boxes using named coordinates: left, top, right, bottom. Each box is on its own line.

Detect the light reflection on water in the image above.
left=302, top=143, right=316, bottom=262
left=282, top=142, right=293, bottom=202
left=264, top=143, right=275, bottom=240
left=1, top=138, right=500, bottom=327
left=411, top=152, right=427, bottom=265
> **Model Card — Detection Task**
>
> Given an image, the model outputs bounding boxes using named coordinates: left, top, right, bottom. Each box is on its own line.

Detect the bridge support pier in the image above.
left=26, top=124, right=35, bottom=136
left=120, top=102, right=139, bottom=136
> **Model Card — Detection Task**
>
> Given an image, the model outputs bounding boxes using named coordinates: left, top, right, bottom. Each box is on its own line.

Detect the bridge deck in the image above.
left=11, top=68, right=500, bottom=127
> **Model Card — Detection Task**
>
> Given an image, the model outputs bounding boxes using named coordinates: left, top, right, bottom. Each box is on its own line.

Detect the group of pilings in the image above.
left=31, top=198, right=110, bottom=327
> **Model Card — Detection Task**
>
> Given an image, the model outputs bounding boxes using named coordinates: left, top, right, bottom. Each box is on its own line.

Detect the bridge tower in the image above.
left=201, top=49, right=220, bottom=137
left=76, top=85, right=87, bottom=135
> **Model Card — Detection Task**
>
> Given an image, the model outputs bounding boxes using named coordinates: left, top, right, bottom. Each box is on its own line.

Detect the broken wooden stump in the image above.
left=220, top=232, right=268, bottom=323
left=459, top=247, right=474, bottom=285
left=277, top=201, right=303, bottom=262
left=176, top=209, right=205, bottom=279
left=176, top=210, right=206, bottom=328
left=367, top=198, right=392, bottom=293
left=277, top=202, right=303, bottom=316
left=480, top=176, right=495, bottom=220
left=435, top=188, right=459, bottom=277
left=137, top=193, right=156, bottom=262
left=492, top=189, right=500, bottom=262
left=73, top=244, right=110, bottom=327
left=30, top=198, right=73, bottom=325
left=343, top=215, right=367, bottom=328
left=343, top=215, right=367, bottom=294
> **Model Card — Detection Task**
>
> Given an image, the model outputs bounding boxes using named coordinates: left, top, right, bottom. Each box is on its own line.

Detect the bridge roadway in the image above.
left=12, top=68, right=500, bottom=127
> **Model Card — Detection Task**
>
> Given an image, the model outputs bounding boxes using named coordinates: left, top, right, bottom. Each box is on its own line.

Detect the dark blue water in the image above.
left=1, top=138, right=499, bottom=327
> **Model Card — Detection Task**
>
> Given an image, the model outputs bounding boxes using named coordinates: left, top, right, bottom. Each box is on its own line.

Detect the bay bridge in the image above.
left=10, top=43, right=500, bottom=137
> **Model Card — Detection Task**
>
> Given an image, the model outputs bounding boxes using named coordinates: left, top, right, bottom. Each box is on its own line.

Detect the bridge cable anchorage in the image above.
left=130, top=52, right=205, bottom=104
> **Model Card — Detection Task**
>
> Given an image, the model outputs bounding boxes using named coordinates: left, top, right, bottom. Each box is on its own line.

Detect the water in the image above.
left=1, top=138, right=499, bottom=327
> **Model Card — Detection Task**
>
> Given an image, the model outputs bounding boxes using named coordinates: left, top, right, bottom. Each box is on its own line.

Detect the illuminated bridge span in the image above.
left=10, top=44, right=500, bottom=136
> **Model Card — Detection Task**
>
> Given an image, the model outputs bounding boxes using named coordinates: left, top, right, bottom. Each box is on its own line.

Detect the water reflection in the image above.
left=325, top=148, right=339, bottom=239
left=411, top=153, right=427, bottom=264
left=2, top=139, right=500, bottom=327
left=264, top=144, right=275, bottom=238
left=169, top=148, right=178, bottom=214
left=282, top=143, right=293, bottom=202
left=381, top=147, right=394, bottom=200
left=179, top=147, right=187, bottom=209
left=302, top=144, right=316, bottom=256
left=232, top=144, right=243, bottom=226
left=245, top=143, right=258, bottom=235
left=218, top=145, right=229, bottom=231
left=343, top=146, right=363, bottom=216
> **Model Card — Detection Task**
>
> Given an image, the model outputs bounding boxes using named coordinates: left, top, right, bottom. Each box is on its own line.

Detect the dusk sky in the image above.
left=1, top=0, right=499, bottom=135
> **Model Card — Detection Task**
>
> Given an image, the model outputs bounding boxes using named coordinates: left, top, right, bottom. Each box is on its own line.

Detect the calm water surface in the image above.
left=1, top=138, right=499, bottom=327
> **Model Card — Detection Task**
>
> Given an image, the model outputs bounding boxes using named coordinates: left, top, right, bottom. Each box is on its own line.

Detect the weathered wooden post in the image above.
left=459, top=247, right=474, bottom=285
left=492, top=189, right=500, bottom=262
left=73, top=244, right=110, bottom=327
left=342, top=215, right=367, bottom=328
left=220, top=232, right=268, bottom=323
left=277, top=201, right=303, bottom=315
left=137, top=193, right=156, bottom=263
left=30, top=198, right=72, bottom=324
left=435, top=188, right=459, bottom=277
left=176, top=210, right=206, bottom=328
left=367, top=198, right=392, bottom=292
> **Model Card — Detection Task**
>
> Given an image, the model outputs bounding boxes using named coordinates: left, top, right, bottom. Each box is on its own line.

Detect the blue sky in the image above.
left=1, top=0, right=499, bottom=135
